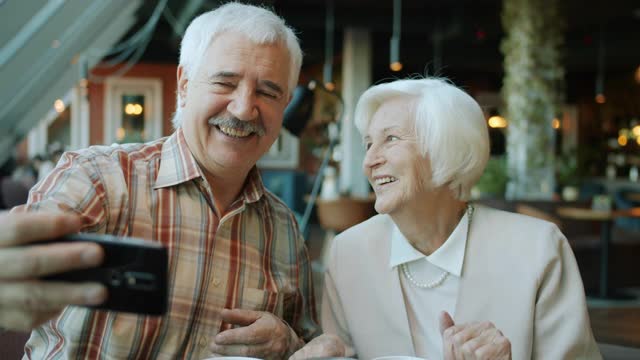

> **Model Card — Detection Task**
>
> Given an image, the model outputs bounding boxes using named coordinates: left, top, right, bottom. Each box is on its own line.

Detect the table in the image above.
left=625, top=193, right=640, bottom=202
left=556, top=207, right=640, bottom=299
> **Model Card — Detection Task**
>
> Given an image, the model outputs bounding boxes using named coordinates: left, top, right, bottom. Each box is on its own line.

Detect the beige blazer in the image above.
left=321, top=205, right=601, bottom=360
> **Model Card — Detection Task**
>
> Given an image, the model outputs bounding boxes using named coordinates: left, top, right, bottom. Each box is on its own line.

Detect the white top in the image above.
left=388, top=211, right=470, bottom=360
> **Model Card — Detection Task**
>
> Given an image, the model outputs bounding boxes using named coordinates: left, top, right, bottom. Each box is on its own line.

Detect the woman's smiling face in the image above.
left=362, top=97, right=433, bottom=215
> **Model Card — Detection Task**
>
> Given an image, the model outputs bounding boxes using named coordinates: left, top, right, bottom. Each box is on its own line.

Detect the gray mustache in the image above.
left=208, top=116, right=265, bottom=137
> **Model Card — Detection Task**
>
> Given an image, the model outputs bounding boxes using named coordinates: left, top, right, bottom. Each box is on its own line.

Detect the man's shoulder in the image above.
left=67, top=138, right=167, bottom=166
left=260, top=189, right=298, bottom=219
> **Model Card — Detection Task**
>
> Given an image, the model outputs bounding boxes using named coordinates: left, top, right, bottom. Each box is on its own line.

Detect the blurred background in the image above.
left=1, top=0, right=640, bottom=355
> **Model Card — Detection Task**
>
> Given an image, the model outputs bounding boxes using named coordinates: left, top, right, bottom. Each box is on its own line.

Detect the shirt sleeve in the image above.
left=287, top=211, right=322, bottom=343
left=533, top=225, right=602, bottom=359
left=12, top=150, right=116, bottom=233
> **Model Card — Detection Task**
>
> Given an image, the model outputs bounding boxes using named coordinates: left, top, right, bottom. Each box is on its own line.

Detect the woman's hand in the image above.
left=439, top=311, right=511, bottom=360
left=288, top=333, right=346, bottom=360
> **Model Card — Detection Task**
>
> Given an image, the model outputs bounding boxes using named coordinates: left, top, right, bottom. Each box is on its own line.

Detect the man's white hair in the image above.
left=172, top=2, right=302, bottom=128
left=354, top=77, right=490, bottom=201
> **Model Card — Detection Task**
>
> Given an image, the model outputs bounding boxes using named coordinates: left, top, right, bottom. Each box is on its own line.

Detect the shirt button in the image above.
left=199, top=336, right=208, bottom=347
left=212, top=278, right=221, bottom=287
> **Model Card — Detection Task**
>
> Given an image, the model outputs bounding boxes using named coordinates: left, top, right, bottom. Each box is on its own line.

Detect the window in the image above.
left=257, top=128, right=300, bottom=169
left=104, top=77, right=162, bottom=144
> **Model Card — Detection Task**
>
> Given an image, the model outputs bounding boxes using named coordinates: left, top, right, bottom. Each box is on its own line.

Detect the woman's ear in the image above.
left=177, top=65, right=188, bottom=107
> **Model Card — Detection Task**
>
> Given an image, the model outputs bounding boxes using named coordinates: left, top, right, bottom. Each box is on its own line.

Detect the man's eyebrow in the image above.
left=207, top=73, right=284, bottom=95
left=208, top=71, right=240, bottom=80
left=259, top=80, right=284, bottom=96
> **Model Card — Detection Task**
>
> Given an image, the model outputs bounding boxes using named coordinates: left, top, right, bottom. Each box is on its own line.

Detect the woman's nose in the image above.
left=363, top=145, right=384, bottom=170
left=227, top=89, right=258, bottom=121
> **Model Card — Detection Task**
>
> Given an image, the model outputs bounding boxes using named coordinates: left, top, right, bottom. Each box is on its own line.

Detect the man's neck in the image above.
left=203, top=167, right=252, bottom=217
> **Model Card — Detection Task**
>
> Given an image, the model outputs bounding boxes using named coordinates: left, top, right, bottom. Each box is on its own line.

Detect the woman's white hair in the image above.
left=172, top=2, right=303, bottom=128
left=354, top=77, right=490, bottom=201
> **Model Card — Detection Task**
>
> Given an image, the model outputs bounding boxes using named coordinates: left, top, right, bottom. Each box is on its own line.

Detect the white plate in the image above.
left=372, top=357, right=427, bottom=360
left=202, top=358, right=262, bottom=360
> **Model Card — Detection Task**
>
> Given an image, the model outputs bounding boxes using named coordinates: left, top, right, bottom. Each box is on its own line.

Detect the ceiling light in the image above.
left=618, top=134, right=628, bottom=146
left=389, top=0, right=402, bottom=72
left=488, top=116, right=507, bottom=128
left=54, top=99, right=65, bottom=113
left=125, top=103, right=136, bottom=115
left=323, top=0, right=335, bottom=87
left=594, top=26, right=606, bottom=105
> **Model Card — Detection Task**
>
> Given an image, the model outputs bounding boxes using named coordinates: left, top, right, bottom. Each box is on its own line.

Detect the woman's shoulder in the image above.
left=330, top=214, right=393, bottom=253
left=476, top=204, right=560, bottom=231
left=327, top=214, right=394, bottom=278
left=337, top=214, right=392, bottom=239
left=474, top=205, right=566, bottom=254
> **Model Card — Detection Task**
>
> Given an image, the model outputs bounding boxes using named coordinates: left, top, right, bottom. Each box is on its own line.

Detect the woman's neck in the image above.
left=391, top=189, right=467, bottom=256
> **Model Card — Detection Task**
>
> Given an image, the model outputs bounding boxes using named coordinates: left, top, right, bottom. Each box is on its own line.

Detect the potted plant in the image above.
left=473, top=156, right=509, bottom=199
left=555, top=147, right=580, bottom=201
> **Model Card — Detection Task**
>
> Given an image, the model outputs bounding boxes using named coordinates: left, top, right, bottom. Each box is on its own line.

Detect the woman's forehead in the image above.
left=368, top=99, right=416, bottom=131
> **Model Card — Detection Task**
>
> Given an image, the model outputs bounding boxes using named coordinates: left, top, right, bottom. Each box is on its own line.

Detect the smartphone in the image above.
left=41, top=233, right=168, bottom=315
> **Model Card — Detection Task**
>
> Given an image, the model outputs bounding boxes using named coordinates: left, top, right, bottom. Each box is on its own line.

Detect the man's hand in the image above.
left=0, top=212, right=107, bottom=331
left=211, top=308, right=302, bottom=359
left=439, top=311, right=511, bottom=360
left=288, top=334, right=345, bottom=360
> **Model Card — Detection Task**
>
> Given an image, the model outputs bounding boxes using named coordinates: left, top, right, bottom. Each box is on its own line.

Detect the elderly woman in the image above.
left=291, top=78, right=601, bottom=360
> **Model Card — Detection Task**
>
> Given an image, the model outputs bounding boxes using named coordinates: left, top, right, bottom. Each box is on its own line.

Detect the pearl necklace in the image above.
left=400, top=204, right=474, bottom=289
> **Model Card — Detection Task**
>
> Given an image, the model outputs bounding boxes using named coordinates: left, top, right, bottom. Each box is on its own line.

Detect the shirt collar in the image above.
left=241, top=167, right=266, bottom=204
left=388, top=210, right=470, bottom=277
left=153, top=128, right=266, bottom=204
left=154, top=127, right=203, bottom=189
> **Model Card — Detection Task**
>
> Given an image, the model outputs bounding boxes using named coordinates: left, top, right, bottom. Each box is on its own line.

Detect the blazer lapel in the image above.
left=454, top=206, right=508, bottom=326
left=379, top=219, right=416, bottom=355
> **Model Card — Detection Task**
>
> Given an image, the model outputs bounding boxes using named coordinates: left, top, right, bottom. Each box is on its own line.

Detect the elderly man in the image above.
left=0, top=3, right=319, bottom=359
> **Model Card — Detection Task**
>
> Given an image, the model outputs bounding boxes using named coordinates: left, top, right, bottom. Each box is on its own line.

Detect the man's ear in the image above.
left=177, top=65, right=188, bottom=107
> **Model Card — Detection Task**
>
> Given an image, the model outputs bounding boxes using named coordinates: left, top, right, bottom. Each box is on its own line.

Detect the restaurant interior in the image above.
left=1, top=0, right=640, bottom=357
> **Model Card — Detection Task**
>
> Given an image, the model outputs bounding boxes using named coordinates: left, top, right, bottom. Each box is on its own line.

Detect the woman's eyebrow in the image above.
left=382, top=126, right=400, bottom=134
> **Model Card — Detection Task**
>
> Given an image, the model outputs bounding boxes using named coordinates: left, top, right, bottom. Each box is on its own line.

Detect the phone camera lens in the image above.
left=109, top=270, right=123, bottom=286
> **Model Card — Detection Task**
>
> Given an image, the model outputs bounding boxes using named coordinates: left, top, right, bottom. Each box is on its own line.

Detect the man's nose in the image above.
left=227, top=88, right=258, bottom=121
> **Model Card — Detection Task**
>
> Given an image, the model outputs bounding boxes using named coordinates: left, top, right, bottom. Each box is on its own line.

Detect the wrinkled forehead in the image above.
left=201, top=34, right=290, bottom=85
left=365, top=96, right=418, bottom=135
left=195, top=32, right=291, bottom=76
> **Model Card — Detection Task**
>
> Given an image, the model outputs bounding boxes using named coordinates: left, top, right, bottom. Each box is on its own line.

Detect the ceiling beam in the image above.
left=0, top=0, right=142, bottom=165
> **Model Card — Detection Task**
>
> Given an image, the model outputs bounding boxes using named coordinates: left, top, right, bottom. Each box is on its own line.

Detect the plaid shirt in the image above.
left=17, top=128, right=319, bottom=359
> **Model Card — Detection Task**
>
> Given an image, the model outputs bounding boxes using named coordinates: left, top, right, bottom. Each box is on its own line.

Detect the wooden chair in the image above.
left=0, top=330, right=29, bottom=358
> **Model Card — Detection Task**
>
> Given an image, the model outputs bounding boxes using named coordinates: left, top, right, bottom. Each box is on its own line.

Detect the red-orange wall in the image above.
left=89, top=63, right=178, bottom=145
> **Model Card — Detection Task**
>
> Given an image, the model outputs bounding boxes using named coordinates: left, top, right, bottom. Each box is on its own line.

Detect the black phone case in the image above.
left=42, top=233, right=168, bottom=315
